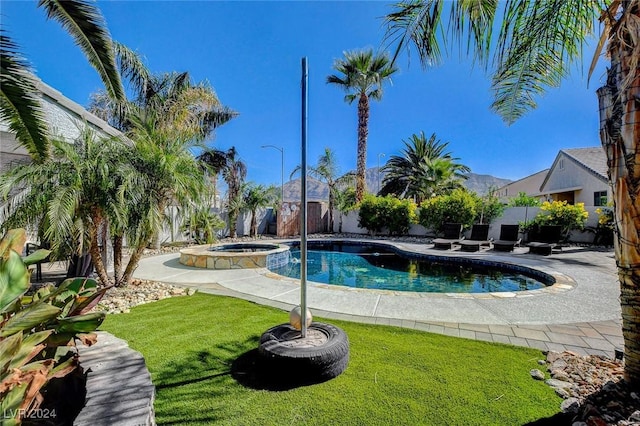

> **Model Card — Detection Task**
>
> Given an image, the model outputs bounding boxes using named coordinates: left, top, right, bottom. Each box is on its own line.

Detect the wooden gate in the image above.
left=277, top=201, right=328, bottom=237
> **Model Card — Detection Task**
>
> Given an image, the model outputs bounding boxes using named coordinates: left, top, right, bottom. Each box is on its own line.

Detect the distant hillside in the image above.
left=283, top=168, right=511, bottom=201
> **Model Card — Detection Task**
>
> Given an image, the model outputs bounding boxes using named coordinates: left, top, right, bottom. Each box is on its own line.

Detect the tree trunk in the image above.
left=328, top=186, right=335, bottom=232
left=355, top=93, right=370, bottom=202
left=122, top=245, right=145, bottom=286
left=597, top=3, right=640, bottom=387
left=250, top=210, right=257, bottom=237
left=87, top=211, right=111, bottom=286
left=112, top=234, right=123, bottom=286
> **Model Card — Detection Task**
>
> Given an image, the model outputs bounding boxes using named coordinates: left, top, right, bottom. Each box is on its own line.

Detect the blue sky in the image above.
left=3, top=1, right=607, bottom=187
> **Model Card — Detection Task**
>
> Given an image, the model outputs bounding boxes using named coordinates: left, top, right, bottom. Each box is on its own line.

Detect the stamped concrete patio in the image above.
left=133, top=240, right=623, bottom=358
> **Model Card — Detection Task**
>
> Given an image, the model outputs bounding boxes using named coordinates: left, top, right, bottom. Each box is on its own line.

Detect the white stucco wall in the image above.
left=541, top=153, right=610, bottom=205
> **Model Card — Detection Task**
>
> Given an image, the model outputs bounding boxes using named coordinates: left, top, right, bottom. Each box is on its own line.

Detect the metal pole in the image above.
left=300, top=57, right=308, bottom=338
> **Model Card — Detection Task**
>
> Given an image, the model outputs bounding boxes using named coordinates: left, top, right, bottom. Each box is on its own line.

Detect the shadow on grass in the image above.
left=231, top=349, right=333, bottom=391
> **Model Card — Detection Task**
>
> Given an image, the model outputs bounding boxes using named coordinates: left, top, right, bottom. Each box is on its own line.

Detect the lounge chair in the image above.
left=432, top=223, right=464, bottom=250
left=492, top=224, right=521, bottom=252
left=527, top=225, right=563, bottom=255
left=459, top=224, right=491, bottom=252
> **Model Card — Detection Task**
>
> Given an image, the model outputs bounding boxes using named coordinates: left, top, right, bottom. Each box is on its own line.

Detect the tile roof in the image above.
left=562, top=147, right=608, bottom=180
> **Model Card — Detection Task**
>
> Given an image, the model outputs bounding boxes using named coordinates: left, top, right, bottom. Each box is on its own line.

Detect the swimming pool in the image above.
left=271, top=241, right=551, bottom=293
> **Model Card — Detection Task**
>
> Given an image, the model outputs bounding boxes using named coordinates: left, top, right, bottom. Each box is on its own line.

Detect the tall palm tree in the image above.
left=384, top=0, right=640, bottom=386
left=0, top=0, right=124, bottom=162
left=327, top=49, right=397, bottom=202
left=380, top=132, right=470, bottom=203
left=243, top=183, right=279, bottom=237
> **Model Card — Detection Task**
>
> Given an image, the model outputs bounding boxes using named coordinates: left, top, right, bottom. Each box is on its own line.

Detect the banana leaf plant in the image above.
left=0, top=229, right=106, bottom=424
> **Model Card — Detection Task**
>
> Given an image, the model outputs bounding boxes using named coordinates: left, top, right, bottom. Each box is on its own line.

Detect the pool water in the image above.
left=271, top=244, right=547, bottom=293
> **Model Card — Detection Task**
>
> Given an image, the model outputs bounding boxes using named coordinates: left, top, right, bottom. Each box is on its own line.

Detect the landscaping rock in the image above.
left=530, top=369, right=545, bottom=380
left=541, top=351, right=640, bottom=426
left=93, top=279, right=192, bottom=314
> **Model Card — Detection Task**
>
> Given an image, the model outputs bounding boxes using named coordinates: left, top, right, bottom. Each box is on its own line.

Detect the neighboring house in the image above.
left=497, top=147, right=610, bottom=207
left=0, top=78, right=121, bottom=174
left=495, top=169, right=549, bottom=202
left=540, top=147, right=610, bottom=206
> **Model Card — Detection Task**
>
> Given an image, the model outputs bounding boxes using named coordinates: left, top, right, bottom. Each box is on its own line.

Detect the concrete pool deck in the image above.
left=133, top=240, right=624, bottom=358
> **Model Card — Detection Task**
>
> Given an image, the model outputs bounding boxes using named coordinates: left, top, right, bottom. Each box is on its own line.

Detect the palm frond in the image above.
left=38, top=0, right=124, bottom=101
left=491, top=0, right=602, bottom=123
left=0, top=32, right=49, bottom=162
left=113, top=41, right=151, bottom=96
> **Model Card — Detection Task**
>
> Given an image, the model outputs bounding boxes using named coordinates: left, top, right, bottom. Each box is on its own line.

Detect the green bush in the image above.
left=474, top=191, right=505, bottom=224
left=418, top=189, right=477, bottom=232
left=508, top=192, right=541, bottom=207
left=358, top=194, right=417, bottom=235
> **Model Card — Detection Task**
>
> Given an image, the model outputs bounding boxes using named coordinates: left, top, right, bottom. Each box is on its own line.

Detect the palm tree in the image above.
left=0, top=130, right=131, bottom=286
left=198, top=148, right=234, bottom=208
left=380, top=132, right=470, bottom=203
left=202, top=147, right=247, bottom=238
left=291, top=148, right=355, bottom=232
left=0, top=0, right=124, bottom=162
left=384, top=0, right=640, bottom=386
left=243, top=183, right=279, bottom=237
left=119, top=111, right=206, bottom=284
left=327, top=49, right=397, bottom=202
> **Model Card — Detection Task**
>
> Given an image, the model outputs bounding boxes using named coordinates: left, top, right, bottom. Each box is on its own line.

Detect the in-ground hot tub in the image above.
left=179, top=243, right=290, bottom=270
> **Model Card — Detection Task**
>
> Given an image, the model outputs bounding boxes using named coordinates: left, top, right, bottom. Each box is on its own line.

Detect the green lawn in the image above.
left=101, top=293, right=561, bottom=425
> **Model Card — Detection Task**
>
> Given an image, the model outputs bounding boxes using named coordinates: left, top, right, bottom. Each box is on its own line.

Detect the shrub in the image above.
left=508, top=192, right=541, bottom=207
left=418, top=189, right=477, bottom=232
left=358, top=194, right=417, bottom=235
left=531, top=200, right=589, bottom=235
left=474, top=191, right=505, bottom=224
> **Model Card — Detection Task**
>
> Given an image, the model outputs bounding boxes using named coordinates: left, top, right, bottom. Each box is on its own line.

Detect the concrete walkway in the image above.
left=133, top=241, right=624, bottom=358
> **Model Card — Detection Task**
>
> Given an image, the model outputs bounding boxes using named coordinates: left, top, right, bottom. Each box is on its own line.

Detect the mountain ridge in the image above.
left=282, top=168, right=511, bottom=201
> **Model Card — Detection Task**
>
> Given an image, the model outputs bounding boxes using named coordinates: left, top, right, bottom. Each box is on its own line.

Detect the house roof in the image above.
left=497, top=168, right=549, bottom=192
left=561, top=147, right=608, bottom=180
left=35, top=79, right=123, bottom=138
left=540, top=147, right=608, bottom=191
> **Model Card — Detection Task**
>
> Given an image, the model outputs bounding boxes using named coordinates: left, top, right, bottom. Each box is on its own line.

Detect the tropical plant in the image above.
left=327, top=49, right=398, bottom=202
left=119, top=111, right=207, bottom=282
left=225, top=150, right=247, bottom=239
left=0, top=229, right=105, bottom=424
left=90, top=66, right=235, bottom=281
left=0, top=130, right=131, bottom=286
left=384, top=0, right=640, bottom=385
left=508, top=192, right=541, bottom=207
left=334, top=186, right=358, bottom=233
left=181, top=206, right=225, bottom=244
left=380, top=132, right=470, bottom=202
left=358, top=194, right=417, bottom=236
left=243, top=183, right=279, bottom=237
left=0, top=0, right=124, bottom=163
left=418, top=189, right=477, bottom=232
